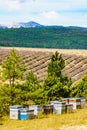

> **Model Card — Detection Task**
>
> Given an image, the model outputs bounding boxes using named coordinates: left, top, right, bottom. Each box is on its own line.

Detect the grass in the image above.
left=1, top=106, right=87, bottom=130
left=0, top=47, right=87, bottom=56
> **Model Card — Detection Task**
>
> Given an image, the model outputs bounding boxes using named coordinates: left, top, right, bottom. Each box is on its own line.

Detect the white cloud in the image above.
left=0, top=0, right=35, bottom=11
left=42, top=11, right=59, bottom=19
left=0, top=0, right=87, bottom=27
left=0, top=0, right=21, bottom=10
left=0, top=0, right=87, bottom=12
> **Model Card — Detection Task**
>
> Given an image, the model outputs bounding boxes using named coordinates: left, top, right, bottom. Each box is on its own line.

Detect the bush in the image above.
left=70, top=73, right=87, bottom=99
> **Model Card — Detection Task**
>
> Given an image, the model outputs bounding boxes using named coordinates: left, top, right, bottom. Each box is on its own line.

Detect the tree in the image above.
left=48, top=51, right=65, bottom=77
left=70, top=73, right=87, bottom=99
left=24, top=71, right=43, bottom=104
left=25, top=71, right=40, bottom=92
left=2, top=49, right=25, bottom=104
left=43, top=51, right=71, bottom=102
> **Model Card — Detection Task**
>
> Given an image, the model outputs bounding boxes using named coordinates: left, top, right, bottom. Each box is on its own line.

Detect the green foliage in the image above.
left=70, top=73, right=87, bottom=99
left=0, top=84, right=31, bottom=114
left=43, top=51, right=71, bottom=102
left=25, top=71, right=40, bottom=92
left=2, top=49, right=25, bottom=87
left=0, top=50, right=43, bottom=114
left=24, top=71, right=43, bottom=104
left=1, top=49, right=25, bottom=105
left=48, top=51, right=65, bottom=77
left=0, top=27, right=87, bottom=49
left=43, top=75, right=71, bottom=102
left=27, top=88, right=44, bottom=104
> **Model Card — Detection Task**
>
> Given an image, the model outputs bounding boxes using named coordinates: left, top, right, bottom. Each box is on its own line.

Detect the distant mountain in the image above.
left=0, top=24, right=7, bottom=29
left=1, top=21, right=87, bottom=30
left=19, top=21, right=44, bottom=28
left=1, top=21, right=44, bottom=28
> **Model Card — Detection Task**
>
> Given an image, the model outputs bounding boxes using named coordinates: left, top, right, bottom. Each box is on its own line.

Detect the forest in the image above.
left=0, top=26, right=87, bottom=49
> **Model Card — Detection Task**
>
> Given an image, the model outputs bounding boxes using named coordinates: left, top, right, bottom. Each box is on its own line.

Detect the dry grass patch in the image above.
left=1, top=106, right=87, bottom=130
left=1, top=47, right=87, bottom=56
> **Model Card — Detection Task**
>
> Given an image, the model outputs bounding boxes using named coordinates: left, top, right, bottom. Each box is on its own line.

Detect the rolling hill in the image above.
left=0, top=48, right=87, bottom=83
left=0, top=26, right=87, bottom=49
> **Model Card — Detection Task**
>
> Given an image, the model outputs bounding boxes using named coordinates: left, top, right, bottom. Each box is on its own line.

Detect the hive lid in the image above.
left=20, top=108, right=34, bottom=112
left=50, top=100, right=61, bottom=104
left=10, top=105, right=23, bottom=109
left=44, top=104, right=53, bottom=107
left=69, top=98, right=81, bottom=100
left=65, top=104, right=73, bottom=106
left=62, top=98, right=81, bottom=100
left=29, top=105, right=42, bottom=108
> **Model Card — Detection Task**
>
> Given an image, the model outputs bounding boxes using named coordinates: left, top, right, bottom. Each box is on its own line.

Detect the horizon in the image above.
left=0, top=0, right=87, bottom=27
left=1, top=20, right=87, bottom=28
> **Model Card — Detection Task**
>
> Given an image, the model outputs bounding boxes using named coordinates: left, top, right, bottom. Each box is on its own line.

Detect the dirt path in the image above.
left=60, top=125, right=87, bottom=130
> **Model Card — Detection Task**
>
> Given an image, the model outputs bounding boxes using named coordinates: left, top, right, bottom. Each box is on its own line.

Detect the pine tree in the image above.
left=43, top=51, right=71, bottom=102
left=2, top=49, right=25, bottom=103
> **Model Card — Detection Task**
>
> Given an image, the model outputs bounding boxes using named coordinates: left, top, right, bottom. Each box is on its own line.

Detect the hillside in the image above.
left=0, top=27, right=87, bottom=49
left=0, top=48, right=87, bottom=83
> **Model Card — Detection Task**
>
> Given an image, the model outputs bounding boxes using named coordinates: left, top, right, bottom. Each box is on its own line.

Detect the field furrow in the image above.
left=0, top=48, right=87, bottom=83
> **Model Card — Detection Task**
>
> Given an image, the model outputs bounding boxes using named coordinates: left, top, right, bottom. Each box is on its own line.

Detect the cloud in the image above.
left=0, top=0, right=87, bottom=12
left=18, top=0, right=36, bottom=3
left=0, top=0, right=20, bottom=10
left=0, top=0, right=87, bottom=27
left=42, top=11, right=59, bottom=19
left=0, top=0, right=35, bottom=11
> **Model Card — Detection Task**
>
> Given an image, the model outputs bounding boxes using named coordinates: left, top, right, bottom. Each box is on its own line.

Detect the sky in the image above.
left=0, top=0, right=87, bottom=27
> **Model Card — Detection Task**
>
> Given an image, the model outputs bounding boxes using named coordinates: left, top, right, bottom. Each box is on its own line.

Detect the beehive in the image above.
left=65, top=104, right=73, bottom=113
left=62, top=98, right=69, bottom=104
left=20, top=109, right=34, bottom=120
left=43, top=104, right=53, bottom=114
left=69, top=98, right=81, bottom=109
left=10, top=105, right=23, bottom=120
left=80, top=97, right=86, bottom=109
left=50, top=101, right=66, bottom=114
left=29, top=105, right=43, bottom=115
left=62, top=98, right=82, bottom=109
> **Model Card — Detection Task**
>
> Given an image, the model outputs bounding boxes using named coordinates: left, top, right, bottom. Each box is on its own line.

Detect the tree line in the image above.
left=0, top=27, right=87, bottom=49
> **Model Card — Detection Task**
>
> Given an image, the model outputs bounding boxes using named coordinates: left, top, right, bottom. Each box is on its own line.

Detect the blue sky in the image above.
left=0, top=0, right=87, bottom=27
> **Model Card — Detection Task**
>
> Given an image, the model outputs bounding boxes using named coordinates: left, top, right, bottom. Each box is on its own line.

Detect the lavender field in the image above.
left=0, top=47, right=87, bottom=83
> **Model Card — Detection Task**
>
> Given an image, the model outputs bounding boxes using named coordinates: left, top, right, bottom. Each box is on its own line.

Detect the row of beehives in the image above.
left=10, top=97, right=86, bottom=120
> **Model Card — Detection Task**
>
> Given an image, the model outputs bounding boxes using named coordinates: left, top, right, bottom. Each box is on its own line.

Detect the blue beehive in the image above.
left=20, top=109, right=34, bottom=120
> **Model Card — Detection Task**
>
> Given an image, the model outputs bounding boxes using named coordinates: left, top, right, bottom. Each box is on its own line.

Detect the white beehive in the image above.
left=50, top=101, right=66, bottom=114
left=29, top=105, right=42, bottom=115
left=10, top=105, right=23, bottom=120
